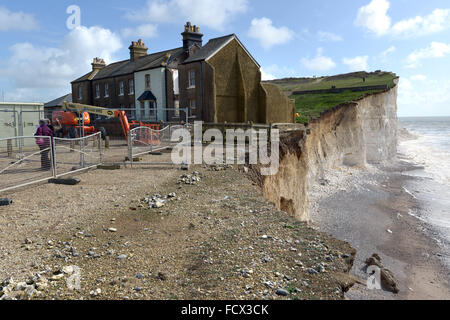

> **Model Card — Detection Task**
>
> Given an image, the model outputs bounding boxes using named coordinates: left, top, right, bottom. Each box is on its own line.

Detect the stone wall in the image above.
left=260, top=83, right=296, bottom=124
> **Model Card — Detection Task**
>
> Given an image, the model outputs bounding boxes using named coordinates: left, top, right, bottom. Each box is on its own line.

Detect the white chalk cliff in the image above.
left=261, top=82, right=399, bottom=221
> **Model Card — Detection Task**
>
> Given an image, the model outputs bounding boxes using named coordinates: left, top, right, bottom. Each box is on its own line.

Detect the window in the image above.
left=78, top=86, right=82, bottom=100
left=95, top=84, right=100, bottom=99
left=145, top=74, right=151, bottom=89
left=189, top=99, right=196, bottom=115
left=129, top=79, right=134, bottom=95
left=119, top=81, right=124, bottom=96
left=140, top=101, right=145, bottom=120
left=149, top=101, right=155, bottom=116
left=104, top=83, right=109, bottom=97
left=174, top=100, right=180, bottom=117
left=188, top=70, right=195, bottom=88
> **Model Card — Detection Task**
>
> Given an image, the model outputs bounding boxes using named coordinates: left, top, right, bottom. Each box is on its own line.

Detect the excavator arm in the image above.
left=62, top=102, right=131, bottom=139
left=62, top=102, right=117, bottom=118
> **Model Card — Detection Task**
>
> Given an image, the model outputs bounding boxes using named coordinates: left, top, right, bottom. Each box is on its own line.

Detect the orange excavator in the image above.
left=52, top=102, right=160, bottom=141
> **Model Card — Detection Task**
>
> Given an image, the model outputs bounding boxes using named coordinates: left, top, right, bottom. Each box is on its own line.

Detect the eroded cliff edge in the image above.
left=260, top=83, right=398, bottom=221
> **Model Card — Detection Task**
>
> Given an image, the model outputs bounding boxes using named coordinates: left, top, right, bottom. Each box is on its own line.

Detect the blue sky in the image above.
left=0, top=0, right=449, bottom=116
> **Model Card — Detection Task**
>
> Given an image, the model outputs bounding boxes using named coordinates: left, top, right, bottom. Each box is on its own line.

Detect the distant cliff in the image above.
left=258, top=82, right=398, bottom=221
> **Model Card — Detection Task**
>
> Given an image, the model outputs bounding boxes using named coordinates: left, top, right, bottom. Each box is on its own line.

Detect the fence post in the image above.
left=80, top=137, right=85, bottom=168
left=98, top=133, right=103, bottom=164
left=168, top=125, right=172, bottom=149
left=18, top=111, right=23, bottom=160
left=51, top=137, right=57, bottom=178
left=150, top=128, right=153, bottom=153
left=105, top=136, right=110, bottom=149
left=7, top=139, right=12, bottom=158
left=128, top=133, right=133, bottom=168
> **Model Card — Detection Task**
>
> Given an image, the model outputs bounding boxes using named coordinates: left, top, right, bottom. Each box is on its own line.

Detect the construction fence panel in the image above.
left=101, top=135, right=130, bottom=164
left=53, top=133, right=102, bottom=177
left=0, top=136, right=54, bottom=193
left=129, top=124, right=190, bottom=164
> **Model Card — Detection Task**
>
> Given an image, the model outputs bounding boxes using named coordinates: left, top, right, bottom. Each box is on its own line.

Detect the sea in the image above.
left=398, top=117, right=450, bottom=265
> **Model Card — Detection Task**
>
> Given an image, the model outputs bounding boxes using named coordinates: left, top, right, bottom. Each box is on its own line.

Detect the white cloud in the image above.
left=261, top=68, right=276, bottom=81
left=262, top=64, right=297, bottom=79
left=342, top=56, right=369, bottom=71
left=355, top=0, right=391, bottom=36
left=0, top=6, right=38, bottom=31
left=125, top=0, right=248, bottom=31
left=122, top=24, right=158, bottom=39
left=410, top=74, right=427, bottom=81
left=248, top=18, right=294, bottom=49
left=381, top=46, right=396, bottom=60
left=356, top=1, right=450, bottom=38
left=317, top=31, right=343, bottom=42
left=406, top=42, right=450, bottom=68
left=398, top=77, right=450, bottom=116
left=301, top=48, right=336, bottom=72
left=392, top=9, right=450, bottom=37
left=0, top=26, right=122, bottom=101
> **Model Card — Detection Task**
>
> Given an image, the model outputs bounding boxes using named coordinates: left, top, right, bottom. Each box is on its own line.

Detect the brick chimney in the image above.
left=129, top=39, right=148, bottom=62
left=91, top=57, right=106, bottom=72
left=182, top=22, right=203, bottom=52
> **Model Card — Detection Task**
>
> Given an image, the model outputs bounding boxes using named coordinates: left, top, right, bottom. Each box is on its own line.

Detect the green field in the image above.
left=267, top=71, right=397, bottom=124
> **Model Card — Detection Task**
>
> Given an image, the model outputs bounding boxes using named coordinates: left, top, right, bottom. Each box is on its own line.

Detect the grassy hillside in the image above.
left=267, top=71, right=397, bottom=124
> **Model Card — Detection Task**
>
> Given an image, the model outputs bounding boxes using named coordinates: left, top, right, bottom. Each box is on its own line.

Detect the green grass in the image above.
left=271, top=71, right=396, bottom=92
left=291, top=89, right=386, bottom=124
left=266, top=71, right=397, bottom=124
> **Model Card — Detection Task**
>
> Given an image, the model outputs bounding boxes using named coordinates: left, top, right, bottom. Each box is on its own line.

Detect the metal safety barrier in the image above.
left=0, top=136, right=54, bottom=193
left=0, top=133, right=103, bottom=193
left=128, top=124, right=189, bottom=166
left=53, top=132, right=103, bottom=177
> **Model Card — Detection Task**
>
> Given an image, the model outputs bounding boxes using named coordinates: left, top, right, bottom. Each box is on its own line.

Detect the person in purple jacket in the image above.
left=35, top=119, right=54, bottom=170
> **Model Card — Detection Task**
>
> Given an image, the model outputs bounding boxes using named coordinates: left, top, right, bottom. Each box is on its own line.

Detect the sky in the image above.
left=0, top=0, right=449, bottom=117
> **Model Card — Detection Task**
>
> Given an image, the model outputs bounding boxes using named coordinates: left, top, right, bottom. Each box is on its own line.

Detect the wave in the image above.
left=398, top=127, right=450, bottom=187
left=398, top=127, right=419, bottom=142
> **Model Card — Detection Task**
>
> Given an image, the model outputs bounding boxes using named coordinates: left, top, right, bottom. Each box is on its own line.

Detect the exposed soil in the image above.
left=0, top=165, right=356, bottom=300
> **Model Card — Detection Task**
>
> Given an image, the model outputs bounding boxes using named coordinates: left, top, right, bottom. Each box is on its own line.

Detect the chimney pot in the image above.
left=182, top=22, right=203, bottom=53
left=91, top=57, right=106, bottom=72
left=129, top=39, right=148, bottom=62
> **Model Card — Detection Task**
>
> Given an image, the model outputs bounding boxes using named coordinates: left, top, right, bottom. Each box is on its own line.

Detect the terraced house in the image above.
left=71, top=40, right=185, bottom=122
left=71, top=22, right=295, bottom=124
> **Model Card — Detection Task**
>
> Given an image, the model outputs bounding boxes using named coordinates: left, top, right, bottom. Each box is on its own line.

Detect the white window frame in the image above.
left=145, top=74, right=151, bottom=89
left=104, top=83, right=109, bottom=97
left=174, top=100, right=180, bottom=117
left=78, top=86, right=82, bottom=100
left=149, top=101, right=155, bottom=116
left=188, top=70, right=196, bottom=88
left=119, top=81, right=124, bottom=96
left=129, top=79, right=134, bottom=95
left=95, top=84, right=100, bottom=99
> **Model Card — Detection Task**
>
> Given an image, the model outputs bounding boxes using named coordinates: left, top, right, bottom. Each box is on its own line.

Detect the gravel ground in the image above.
left=0, top=164, right=356, bottom=300
left=309, top=160, right=450, bottom=300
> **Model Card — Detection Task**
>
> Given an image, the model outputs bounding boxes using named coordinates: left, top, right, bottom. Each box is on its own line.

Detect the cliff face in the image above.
left=261, top=85, right=398, bottom=221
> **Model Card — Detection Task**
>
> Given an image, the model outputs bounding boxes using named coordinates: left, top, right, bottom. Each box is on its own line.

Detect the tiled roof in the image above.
left=182, top=34, right=260, bottom=67
left=44, top=93, right=72, bottom=107
left=182, top=34, right=235, bottom=64
left=72, top=47, right=184, bottom=83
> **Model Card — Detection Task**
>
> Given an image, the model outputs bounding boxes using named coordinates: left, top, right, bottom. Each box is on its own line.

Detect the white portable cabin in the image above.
left=0, top=102, right=44, bottom=146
